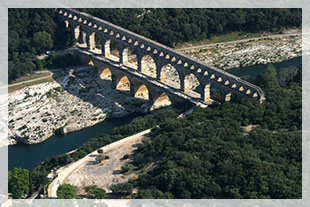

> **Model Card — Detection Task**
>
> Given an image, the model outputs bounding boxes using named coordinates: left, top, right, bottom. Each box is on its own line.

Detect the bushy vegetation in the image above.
left=57, top=184, right=77, bottom=199
left=95, top=154, right=105, bottom=163
left=43, top=52, right=82, bottom=70
left=8, top=168, right=30, bottom=198
left=8, top=9, right=74, bottom=82
left=54, top=127, right=65, bottom=135
left=125, top=65, right=302, bottom=199
left=82, top=8, right=301, bottom=47
left=109, top=183, right=133, bottom=196
left=8, top=8, right=301, bottom=82
left=84, top=185, right=106, bottom=199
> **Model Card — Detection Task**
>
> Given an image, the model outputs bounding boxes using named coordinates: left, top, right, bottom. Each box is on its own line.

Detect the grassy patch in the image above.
left=8, top=76, right=54, bottom=93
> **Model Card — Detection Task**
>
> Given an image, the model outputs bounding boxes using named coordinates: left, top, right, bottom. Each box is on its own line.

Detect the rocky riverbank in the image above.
left=8, top=67, right=147, bottom=145
left=181, top=33, right=301, bottom=70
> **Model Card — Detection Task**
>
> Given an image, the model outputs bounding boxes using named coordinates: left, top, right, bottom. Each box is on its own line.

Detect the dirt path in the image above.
left=47, top=128, right=151, bottom=198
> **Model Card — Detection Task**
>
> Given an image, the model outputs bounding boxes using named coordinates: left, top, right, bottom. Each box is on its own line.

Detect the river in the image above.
left=8, top=57, right=301, bottom=171
left=229, top=56, right=301, bottom=77
left=8, top=114, right=138, bottom=170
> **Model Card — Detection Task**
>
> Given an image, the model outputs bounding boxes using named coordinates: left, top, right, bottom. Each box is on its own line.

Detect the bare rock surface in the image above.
left=8, top=67, right=146, bottom=145
left=182, top=34, right=301, bottom=70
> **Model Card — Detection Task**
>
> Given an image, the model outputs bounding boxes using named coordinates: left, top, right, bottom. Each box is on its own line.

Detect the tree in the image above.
left=95, top=154, right=105, bottom=163
left=32, top=31, right=53, bottom=54
left=256, top=64, right=279, bottom=90
left=8, top=168, right=30, bottom=198
left=121, top=163, right=134, bottom=173
left=57, top=184, right=77, bottom=199
left=84, top=185, right=106, bottom=199
left=30, top=169, right=48, bottom=191
left=97, top=149, right=103, bottom=154
left=277, top=66, right=299, bottom=87
left=109, top=183, right=133, bottom=195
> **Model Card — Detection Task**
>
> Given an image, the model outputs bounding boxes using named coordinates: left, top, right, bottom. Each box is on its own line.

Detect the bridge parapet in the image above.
left=57, top=8, right=265, bottom=103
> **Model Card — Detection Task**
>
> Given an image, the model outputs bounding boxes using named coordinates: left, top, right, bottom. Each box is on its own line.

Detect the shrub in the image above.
left=95, top=155, right=105, bottom=163
left=55, top=127, right=65, bottom=135
left=57, top=184, right=77, bottom=199
left=109, top=183, right=133, bottom=195
left=121, top=163, right=134, bottom=173
left=84, top=185, right=106, bottom=199
left=122, top=154, right=129, bottom=160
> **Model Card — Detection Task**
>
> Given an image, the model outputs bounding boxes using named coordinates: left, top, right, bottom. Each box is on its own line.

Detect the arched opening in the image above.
left=141, top=55, right=156, bottom=78
left=122, top=47, right=138, bottom=70
left=184, top=73, right=201, bottom=99
left=81, top=57, right=94, bottom=66
left=73, top=25, right=80, bottom=41
left=210, top=84, right=224, bottom=103
left=76, top=26, right=86, bottom=46
left=94, top=33, right=101, bottom=50
left=203, top=83, right=211, bottom=102
left=151, top=92, right=172, bottom=110
left=160, top=64, right=180, bottom=89
left=126, top=47, right=138, bottom=70
left=64, top=20, right=69, bottom=28
left=86, top=32, right=96, bottom=50
left=101, top=38, right=111, bottom=57
left=88, top=60, right=94, bottom=66
left=116, top=75, right=131, bottom=91
left=109, top=39, right=120, bottom=62
left=99, top=67, right=112, bottom=80
left=134, top=84, right=149, bottom=100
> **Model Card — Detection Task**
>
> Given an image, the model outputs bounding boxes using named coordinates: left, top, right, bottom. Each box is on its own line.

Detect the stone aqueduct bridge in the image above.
left=57, top=8, right=265, bottom=108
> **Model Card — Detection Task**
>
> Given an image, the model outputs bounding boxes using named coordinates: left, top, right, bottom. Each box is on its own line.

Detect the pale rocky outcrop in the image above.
left=8, top=67, right=147, bottom=145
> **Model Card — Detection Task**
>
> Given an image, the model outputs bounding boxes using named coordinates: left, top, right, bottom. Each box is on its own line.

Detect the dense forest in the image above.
left=123, top=64, right=302, bottom=199
left=8, top=8, right=301, bottom=82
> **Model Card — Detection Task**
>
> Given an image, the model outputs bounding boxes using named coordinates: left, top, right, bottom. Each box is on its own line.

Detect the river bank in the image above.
left=7, top=66, right=147, bottom=146
left=180, top=33, right=301, bottom=70
left=8, top=113, right=139, bottom=170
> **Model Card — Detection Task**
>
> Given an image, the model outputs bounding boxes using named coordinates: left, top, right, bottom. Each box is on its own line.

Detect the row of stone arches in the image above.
left=82, top=55, right=235, bottom=104
left=96, top=56, right=203, bottom=100
left=98, top=66, right=172, bottom=109
left=97, top=64, right=234, bottom=106
left=59, top=9, right=263, bottom=102
left=64, top=23, right=237, bottom=103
